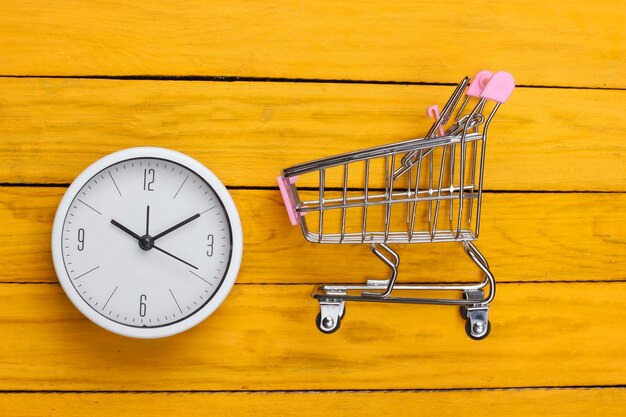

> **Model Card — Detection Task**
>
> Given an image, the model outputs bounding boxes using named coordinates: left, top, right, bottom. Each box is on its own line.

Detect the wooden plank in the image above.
left=0, top=282, right=624, bottom=390
left=1, top=187, right=624, bottom=284
left=0, top=1, right=624, bottom=88
left=1, top=389, right=625, bottom=417
left=0, top=79, right=624, bottom=191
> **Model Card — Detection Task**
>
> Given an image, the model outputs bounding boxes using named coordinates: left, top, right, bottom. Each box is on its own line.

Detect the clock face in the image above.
left=52, top=148, right=242, bottom=338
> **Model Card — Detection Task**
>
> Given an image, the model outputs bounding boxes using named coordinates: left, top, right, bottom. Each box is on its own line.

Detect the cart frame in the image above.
left=278, top=71, right=515, bottom=339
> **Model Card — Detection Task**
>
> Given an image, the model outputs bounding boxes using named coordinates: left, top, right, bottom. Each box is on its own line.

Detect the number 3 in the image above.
left=207, top=234, right=214, bottom=257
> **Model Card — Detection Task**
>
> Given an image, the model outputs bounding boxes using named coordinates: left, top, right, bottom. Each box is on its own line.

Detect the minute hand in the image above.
left=152, top=213, right=200, bottom=241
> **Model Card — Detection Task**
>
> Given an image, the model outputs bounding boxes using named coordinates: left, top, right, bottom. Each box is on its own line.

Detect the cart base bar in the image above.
left=312, top=241, right=495, bottom=340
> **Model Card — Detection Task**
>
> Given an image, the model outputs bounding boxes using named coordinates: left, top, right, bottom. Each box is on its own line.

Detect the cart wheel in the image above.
left=316, top=312, right=341, bottom=334
left=460, top=291, right=470, bottom=319
left=465, top=319, right=491, bottom=340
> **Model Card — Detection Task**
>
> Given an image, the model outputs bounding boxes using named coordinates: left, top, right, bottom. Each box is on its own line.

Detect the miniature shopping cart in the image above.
left=277, top=71, right=515, bottom=340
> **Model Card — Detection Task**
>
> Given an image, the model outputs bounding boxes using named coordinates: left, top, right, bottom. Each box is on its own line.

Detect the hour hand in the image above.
left=111, top=219, right=141, bottom=240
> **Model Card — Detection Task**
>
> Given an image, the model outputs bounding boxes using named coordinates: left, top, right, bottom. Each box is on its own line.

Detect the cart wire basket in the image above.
left=277, top=70, right=515, bottom=339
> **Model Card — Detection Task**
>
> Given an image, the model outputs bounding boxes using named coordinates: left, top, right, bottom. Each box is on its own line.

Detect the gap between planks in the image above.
left=2, top=389, right=624, bottom=417
left=1, top=384, right=625, bottom=394
left=1, top=74, right=625, bottom=92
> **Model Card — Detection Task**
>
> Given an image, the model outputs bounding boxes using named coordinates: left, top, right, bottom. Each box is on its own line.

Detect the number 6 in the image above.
left=139, top=294, right=147, bottom=317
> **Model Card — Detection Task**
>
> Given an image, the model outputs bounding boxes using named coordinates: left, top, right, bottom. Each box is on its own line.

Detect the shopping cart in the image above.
left=277, top=71, right=515, bottom=340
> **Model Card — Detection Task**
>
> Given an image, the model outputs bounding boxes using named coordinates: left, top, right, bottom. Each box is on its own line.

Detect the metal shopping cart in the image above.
left=277, top=71, right=515, bottom=340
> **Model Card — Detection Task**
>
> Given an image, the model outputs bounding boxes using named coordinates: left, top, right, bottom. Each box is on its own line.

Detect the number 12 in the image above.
left=143, top=169, right=155, bottom=191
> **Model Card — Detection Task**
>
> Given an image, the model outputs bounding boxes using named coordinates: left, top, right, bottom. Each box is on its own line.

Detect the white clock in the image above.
left=51, top=147, right=243, bottom=338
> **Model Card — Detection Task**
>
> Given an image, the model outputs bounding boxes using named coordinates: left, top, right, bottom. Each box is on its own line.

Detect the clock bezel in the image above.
left=51, top=147, right=243, bottom=339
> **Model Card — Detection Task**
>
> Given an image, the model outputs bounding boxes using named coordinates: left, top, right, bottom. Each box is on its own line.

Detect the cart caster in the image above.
left=464, top=307, right=490, bottom=340
left=460, top=289, right=483, bottom=318
left=316, top=298, right=345, bottom=334
left=316, top=312, right=341, bottom=334
left=465, top=319, right=491, bottom=340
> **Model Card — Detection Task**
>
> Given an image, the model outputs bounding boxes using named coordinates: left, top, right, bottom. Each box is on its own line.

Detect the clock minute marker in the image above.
left=169, top=289, right=184, bottom=314
left=73, top=265, right=100, bottom=281
left=173, top=175, right=189, bottom=199
left=102, top=286, right=118, bottom=311
left=108, top=171, right=123, bottom=197
left=189, top=270, right=212, bottom=285
left=77, top=199, right=102, bottom=215
left=200, top=206, right=216, bottom=215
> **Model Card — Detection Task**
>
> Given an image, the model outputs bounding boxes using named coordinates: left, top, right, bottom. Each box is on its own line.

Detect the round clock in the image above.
left=51, top=147, right=243, bottom=338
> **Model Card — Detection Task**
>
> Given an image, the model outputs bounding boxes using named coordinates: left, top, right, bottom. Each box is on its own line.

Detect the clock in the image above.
left=51, top=147, right=243, bottom=338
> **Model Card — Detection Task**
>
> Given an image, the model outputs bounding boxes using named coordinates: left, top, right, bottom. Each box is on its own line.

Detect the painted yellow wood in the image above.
left=1, top=79, right=624, bottom=191
left=0, top=0, right=623, bottom=410
left=1, top=389, right=624, bottom=417
left=0, top=282, right=624, bottom=390
left=1, top=1, right=624, bottom=88
left=1, top=187, right=623, bottom=283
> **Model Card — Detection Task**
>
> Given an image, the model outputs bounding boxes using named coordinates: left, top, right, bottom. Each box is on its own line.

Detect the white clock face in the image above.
left=52, top=148, right=242, bottom=338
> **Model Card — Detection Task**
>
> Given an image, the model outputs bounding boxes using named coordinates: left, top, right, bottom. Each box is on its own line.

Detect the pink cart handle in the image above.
left=427, top=70, right=496, bottom=133
left=426, top=105, right=445, bottom=136
left=467, top=70, right=494, bottom=97
left=277, top=175, right=301, bottom=226
left=480, top=71, right=515, bottom=103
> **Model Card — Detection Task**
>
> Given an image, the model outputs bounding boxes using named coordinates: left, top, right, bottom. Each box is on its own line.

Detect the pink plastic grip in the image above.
left=277, top=175, right=301, bottom=226
left=426, top=105, right=445, bottom=136
left=480, top=71, right=515, bottom=103
left=467, top=70, right=493, bottom=97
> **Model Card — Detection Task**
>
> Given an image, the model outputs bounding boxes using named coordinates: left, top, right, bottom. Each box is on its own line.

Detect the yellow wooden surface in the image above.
left=1, top=1, right=624, bottom=88
left=2, top=389, right=625, bottom=417
left=0, top=188, right=624, bottom=283
left=0, top=283, right=625, bottom=390
left=1, top=0, right=625, bottom=415
left=0, top=79, right=624, bottom=191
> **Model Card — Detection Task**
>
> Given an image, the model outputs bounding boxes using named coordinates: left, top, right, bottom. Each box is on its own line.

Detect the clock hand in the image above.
left=111, top=219, right=142, bottom=240
left=111, top=218, right=198, bottom=269
left=152, top=244, right=198, bottom=270
left=152, top=213, right=201, bottom=241
left=146, top=205, right=150, bottom=235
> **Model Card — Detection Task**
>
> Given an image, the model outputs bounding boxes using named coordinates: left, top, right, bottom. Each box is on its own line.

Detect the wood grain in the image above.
left=1, top=389, right=624, bottom=417
left=1, top=187, right=623, bottom=284
left=0, top=282, right=624, bottom=390
left=0, top=79, right=624, bottom=191
left=0, top=0, right=624, bottom=411
left=1, top=1, right=624, bottom=88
